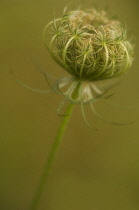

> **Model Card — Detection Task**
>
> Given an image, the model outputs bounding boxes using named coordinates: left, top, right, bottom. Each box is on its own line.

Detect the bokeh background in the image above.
left=0, top=0, right=139, bottom=209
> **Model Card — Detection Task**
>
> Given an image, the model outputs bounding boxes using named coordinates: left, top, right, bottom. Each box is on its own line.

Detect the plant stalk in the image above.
left=30, top=102, right=74, bottom=210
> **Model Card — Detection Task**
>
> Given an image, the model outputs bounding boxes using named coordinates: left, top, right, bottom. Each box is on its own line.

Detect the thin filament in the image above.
left=90, top=102, right=133, bottom=125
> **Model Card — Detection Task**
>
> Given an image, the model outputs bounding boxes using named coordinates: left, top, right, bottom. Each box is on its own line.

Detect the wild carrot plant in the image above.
left=29, top=7, right=134, bottom=210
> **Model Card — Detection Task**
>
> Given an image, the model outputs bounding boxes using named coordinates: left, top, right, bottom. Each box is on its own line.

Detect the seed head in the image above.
left=43, top=8, right=134, bottom=81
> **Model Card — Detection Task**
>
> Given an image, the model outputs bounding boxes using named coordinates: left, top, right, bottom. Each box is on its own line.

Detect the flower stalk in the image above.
left=30, top=102, right=74, bottom=210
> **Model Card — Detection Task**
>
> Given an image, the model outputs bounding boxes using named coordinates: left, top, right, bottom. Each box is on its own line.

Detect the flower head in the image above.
left=43, top=8, right=134, bottom=126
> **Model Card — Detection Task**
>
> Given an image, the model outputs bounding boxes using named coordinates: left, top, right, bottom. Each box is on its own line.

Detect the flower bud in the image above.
left=44, top=8, right=134, bottom=81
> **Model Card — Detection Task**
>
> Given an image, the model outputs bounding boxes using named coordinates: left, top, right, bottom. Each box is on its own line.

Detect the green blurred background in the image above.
left=0, top=0, right=139, bottom=209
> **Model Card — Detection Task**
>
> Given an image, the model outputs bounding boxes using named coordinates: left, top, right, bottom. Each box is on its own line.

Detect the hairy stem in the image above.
left=30, top=102, right=74, bottom=210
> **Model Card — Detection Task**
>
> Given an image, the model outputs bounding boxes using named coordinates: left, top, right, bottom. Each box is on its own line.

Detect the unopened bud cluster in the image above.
left=45, top=9, right=134, bottom=81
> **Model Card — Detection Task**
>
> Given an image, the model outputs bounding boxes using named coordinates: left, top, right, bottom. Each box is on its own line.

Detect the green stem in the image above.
left=30, top=102, right=74, bottom=210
